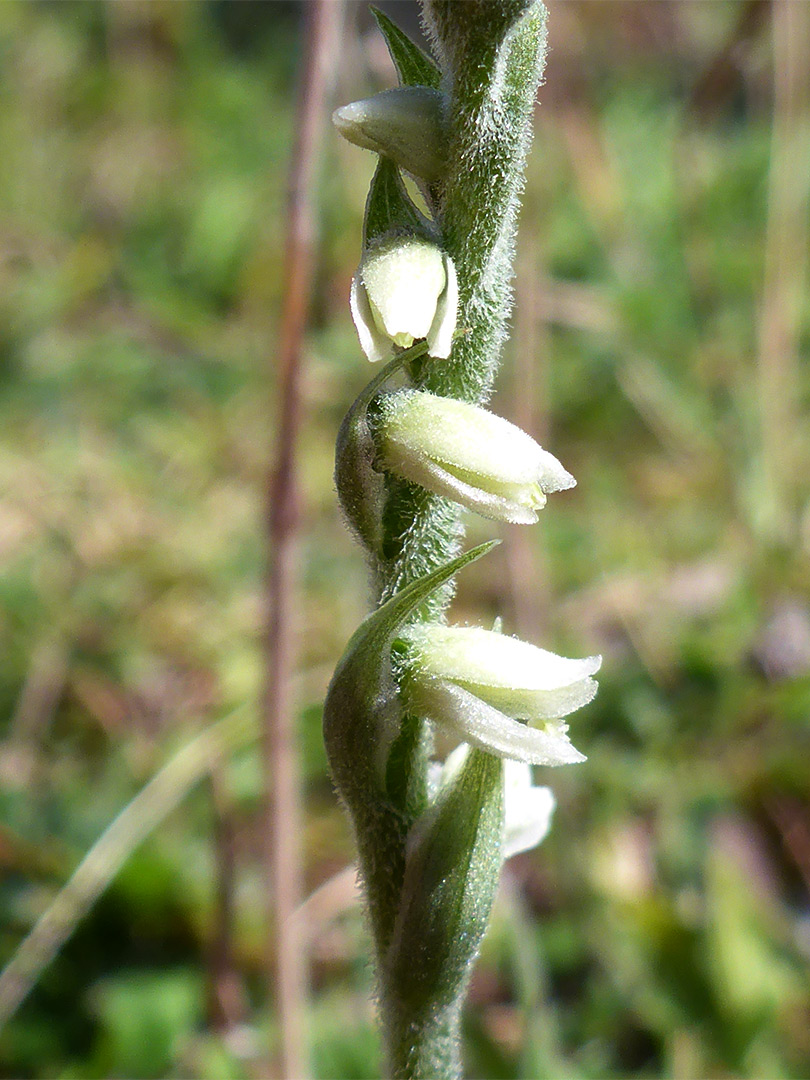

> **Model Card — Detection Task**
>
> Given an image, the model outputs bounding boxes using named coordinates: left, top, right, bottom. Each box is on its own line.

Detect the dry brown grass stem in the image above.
left=757, top=0, right=810, bottom=540
left=263, top=3, right=343, bottom=1078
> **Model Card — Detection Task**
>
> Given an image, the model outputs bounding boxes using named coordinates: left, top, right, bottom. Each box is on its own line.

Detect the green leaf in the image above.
left=371, top=7, right=442, bottom=90
left=364, top=156, right=433, bottom=249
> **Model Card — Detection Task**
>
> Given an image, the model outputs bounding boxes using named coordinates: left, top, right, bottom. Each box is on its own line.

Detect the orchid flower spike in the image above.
left=400, top=624, right=600, bottom=766
left=374, top=389, right=575, bottom=523
left=351, top=237, right=457, bottom=363
left=431, top=746, right=556, bottom=858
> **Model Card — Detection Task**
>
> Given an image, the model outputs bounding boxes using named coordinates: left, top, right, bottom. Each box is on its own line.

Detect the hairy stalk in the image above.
left=324, top=5, right=558, bottom=1078
left=376, top=1, right=548, bottom=610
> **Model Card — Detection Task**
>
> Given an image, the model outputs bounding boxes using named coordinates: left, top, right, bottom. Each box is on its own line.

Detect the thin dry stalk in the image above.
left=206, top=769, right=246, bottom=1034
left=757, top=0, right=810, bottom=539
left=263, top=3, right=343, bottom=1078
left=504, top=238, right=549, bottom=642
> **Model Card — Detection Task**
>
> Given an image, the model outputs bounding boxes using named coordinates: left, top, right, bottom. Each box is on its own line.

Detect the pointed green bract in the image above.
left=383, top=749, right=503, bottom=1079
left=335, top=342, right=429, bottom=552
left=364, top=157, right=433, bottom=249
left=371, top=7, right=442, bottom=90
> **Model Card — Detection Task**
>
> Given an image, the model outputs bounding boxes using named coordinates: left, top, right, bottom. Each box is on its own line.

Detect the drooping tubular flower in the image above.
left=432, top=746, right=556, bottom=858
left=400, top=625, right=600, bottom=766
left=333, top=86, right=447, bottom=184
left=351, top=237, right=457, bottom=363
left=374, top=389, right=575, bottom=523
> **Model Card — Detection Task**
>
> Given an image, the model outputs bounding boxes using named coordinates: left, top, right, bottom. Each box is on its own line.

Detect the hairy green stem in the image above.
left=326, top=5, right=549, bottom=1077
left=384, top=1004, right=462, bottom=1080
left=376, top=1, right=548, bottom=610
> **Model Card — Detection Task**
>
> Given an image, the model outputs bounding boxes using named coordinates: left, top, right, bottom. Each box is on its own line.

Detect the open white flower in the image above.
left=351, top=237, right=457, bottom=363
left=401, top=625, right=600, bottom=766
left=430, top=746, right=556, bottom=858
left=375, top=390, right=575, bottom=522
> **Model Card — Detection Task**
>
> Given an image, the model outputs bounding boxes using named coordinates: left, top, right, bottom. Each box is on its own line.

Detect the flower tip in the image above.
left=536, top=449, right=577, bottom=495
left=331, top=103, right=354, bottom=130
left=559, top=743, right=588, bottom=765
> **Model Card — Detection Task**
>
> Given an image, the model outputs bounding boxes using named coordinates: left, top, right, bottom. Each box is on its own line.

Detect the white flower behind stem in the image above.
left=431, top=746, right=556, bottom=858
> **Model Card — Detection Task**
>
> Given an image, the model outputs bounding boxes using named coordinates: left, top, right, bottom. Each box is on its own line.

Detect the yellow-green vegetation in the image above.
left=1, top=3, right=808, bottom=1078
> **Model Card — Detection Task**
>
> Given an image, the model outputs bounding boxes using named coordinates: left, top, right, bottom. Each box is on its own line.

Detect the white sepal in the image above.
left=426, top=253, right=458, bottom=359
left=350, top=273, right=391, bottom=364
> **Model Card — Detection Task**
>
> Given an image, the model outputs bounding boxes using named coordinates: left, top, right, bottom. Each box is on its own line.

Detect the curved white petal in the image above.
left=426, top=253, right=458, bottom=358
left=386, top=450, right=542, bottom=524
left=350, top=274, right=392, bottom=363
left=503, top=763, right=555, bottom=857
left=465, top=674, right=599, bottom=721
left=410, top=678, right=586, bottom=766
left=361, top=239, right=446, bottom=344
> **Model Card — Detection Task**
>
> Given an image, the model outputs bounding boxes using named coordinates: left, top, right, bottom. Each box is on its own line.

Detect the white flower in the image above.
left=375, top=390, right=575, bottom=523
left=350, top=238, right=457, bottom=363
left=401, top=625, right=600, bottom=766
left=502, top=760, right=556, bottom=857
left=430, top=746, right=556, bottom=858
left=333, top=86, right=446, bottom=183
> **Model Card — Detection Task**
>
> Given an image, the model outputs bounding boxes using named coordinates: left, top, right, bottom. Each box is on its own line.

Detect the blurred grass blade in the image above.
left=0, top=709, right=252, bottom=1033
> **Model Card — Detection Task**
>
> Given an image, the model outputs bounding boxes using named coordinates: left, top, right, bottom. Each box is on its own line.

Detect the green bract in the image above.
left=432, top=748, right=556, bottom=858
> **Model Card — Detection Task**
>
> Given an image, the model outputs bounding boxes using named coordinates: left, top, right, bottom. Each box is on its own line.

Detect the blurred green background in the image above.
left=1, top=1, right=809, bottom=1077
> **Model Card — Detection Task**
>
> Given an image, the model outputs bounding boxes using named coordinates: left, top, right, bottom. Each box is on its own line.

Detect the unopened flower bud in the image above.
left=333, top=86, right=446, bottom=183
left=374, top=390, right=575, bottom=522
left=351, top=238, right=457, bottom=363
left=401, top=624, right=600, bottom=766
